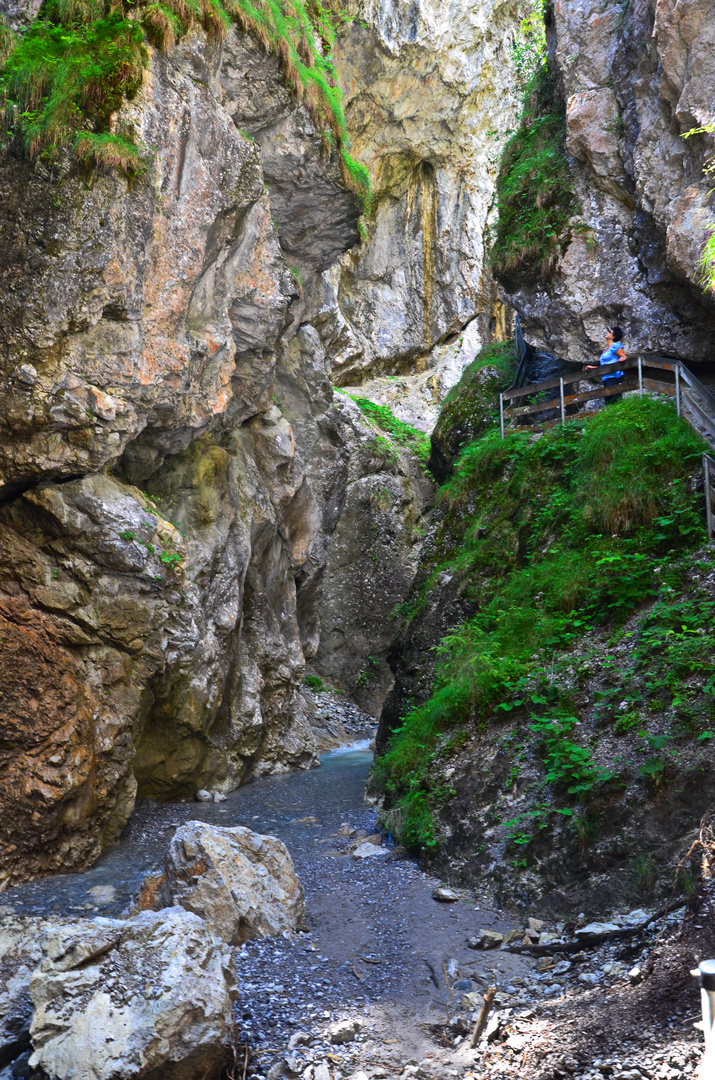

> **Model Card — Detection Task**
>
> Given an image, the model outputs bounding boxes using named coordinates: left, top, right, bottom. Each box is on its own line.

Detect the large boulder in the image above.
left=28, top=908, right=237, bottom=1080
left=0, top=916, right=62, bottom=1069
left=151, top=822, right=306, bottom=945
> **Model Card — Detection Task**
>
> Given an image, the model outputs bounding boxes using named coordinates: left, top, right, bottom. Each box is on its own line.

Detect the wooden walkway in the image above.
left=499, top=354, right=715, bottom=541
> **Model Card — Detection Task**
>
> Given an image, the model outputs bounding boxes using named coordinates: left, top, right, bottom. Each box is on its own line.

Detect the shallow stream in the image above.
left=1, top=740, right=376, bottom=919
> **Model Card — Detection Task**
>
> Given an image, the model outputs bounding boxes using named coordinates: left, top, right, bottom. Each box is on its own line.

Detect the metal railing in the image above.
left=498, top=352, right=715, bottom=541
left=499, top=355, right=715, bottom=443
left=498, top=355, right=686, bottom=436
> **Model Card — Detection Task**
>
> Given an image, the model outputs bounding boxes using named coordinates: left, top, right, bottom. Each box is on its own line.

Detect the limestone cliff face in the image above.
left=505, top=0, right=715, bottom=361
left=304, top=0, right=522, bottom=420
left=0, top=23, right=373, bottom=887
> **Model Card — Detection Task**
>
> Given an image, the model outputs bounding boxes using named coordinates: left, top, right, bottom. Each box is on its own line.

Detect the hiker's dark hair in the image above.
left=611, top=326, right=624, bottom=341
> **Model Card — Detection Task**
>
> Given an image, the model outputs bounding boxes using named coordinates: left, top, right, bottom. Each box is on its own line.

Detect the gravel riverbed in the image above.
left=1, top=721, right=709, bottom=1080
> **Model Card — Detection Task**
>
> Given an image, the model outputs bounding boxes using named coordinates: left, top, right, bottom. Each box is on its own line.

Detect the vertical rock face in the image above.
left=0, top=21, right=371, bottom=886
left=308, top=0, right=522, bottom=388
left=504, top=0, right=715, bottom=361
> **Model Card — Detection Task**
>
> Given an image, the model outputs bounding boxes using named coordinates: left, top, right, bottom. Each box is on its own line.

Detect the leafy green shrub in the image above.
left=530, top=716, right=614, bottom=794
left=303, top=674, right=324, bottom=691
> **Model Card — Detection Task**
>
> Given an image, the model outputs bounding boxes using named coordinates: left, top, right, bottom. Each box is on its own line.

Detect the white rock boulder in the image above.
left=157, top=821, right=306, bottom=945
left=28, top=908, right=237, bottom=1080
left=0, top=916, right=63, bottom=1067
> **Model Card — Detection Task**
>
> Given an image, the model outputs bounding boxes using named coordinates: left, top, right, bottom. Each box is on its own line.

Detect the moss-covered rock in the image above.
left=427, top=340, right=518, bottom=483
left=376, top=394, right=715, bottom=915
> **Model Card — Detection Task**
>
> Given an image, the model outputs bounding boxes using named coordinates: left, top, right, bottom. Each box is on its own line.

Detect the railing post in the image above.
left=500, top=393, right=504, bottom=439
left=559, top=378, right=565, bottom=427
left=676, top=363, right=681, bottom=417
left=699, top=961, right=715, bottom=1060
left=638, top=356, right=643, bottom=397
left=705, top=454, right=714, bottom=542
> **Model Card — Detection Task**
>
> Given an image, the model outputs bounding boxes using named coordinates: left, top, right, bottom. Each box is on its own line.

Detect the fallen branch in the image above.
left=470, top=987, right=496, bottom=1047
left=503, top=898, right=685, bottom=956
left=423, top=959, right=440, bottom=988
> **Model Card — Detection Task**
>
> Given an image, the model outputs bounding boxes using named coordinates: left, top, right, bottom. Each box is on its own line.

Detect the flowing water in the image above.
left=0, top=741, right=376, bottom=919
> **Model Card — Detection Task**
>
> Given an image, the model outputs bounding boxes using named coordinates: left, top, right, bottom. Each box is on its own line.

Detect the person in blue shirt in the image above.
left=585, top=326, right=627, bottom=402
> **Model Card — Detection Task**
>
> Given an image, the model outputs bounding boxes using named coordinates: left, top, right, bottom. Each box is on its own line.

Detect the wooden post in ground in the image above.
left=470, top=987, right=496, bottom=1048
left=499, top=393, right=504, bottom=439
left=638, top=356, right=643, bottom=396
left=560, top=378, right=565, bottom=426
left=676, top=363, right=681, bottom=417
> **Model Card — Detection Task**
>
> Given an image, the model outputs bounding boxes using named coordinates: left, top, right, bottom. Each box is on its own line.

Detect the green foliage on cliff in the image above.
left=348, top=396, right=430, bottom=464
left=374, top=396, right=711, bottom=851
left=0, top=0, right=369, bottom=201
left=683, top=121, right=715, bottom=293
left=0, top=10, right=146, bottom=167
left=429, top=340, right=518, bottom=482
left=491, top=64, right=580, bottom=281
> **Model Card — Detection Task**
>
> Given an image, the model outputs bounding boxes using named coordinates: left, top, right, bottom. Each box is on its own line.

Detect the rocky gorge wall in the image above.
left=302, top=0, right=523, bottom=432
left=0, top=15, right=420, bottom=887
left=0, top=0, right=527, bottom=887
left=504, top=0, right=715, bottom=362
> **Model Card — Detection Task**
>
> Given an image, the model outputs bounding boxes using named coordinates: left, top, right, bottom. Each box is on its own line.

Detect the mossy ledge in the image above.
left=490, top=63, right=581, bottom=281
left=0, top=0, right=370, bottom=201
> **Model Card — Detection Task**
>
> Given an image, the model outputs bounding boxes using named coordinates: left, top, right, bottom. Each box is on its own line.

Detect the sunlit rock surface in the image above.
left=28, top=909, right=237, bottom=1080
left=0, top=22, right=370, bottom=885
left=309, top=0, right=521, bottom=392
left=140, top=821, right=306, bottom=945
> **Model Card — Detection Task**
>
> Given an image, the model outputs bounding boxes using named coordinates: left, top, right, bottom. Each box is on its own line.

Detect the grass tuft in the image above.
left=348, top=396, right=431, bottom=464
left=75, top=130, right=147, bottom=172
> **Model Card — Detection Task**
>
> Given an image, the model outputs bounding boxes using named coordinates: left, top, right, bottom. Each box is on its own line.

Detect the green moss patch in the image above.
left=428, top=340, right=518, bottom=482
left=491, top=65, right=580, bottom=281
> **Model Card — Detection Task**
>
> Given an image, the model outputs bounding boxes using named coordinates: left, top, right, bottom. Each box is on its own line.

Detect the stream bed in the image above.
left=1, top=740, right=531, bottom=1079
